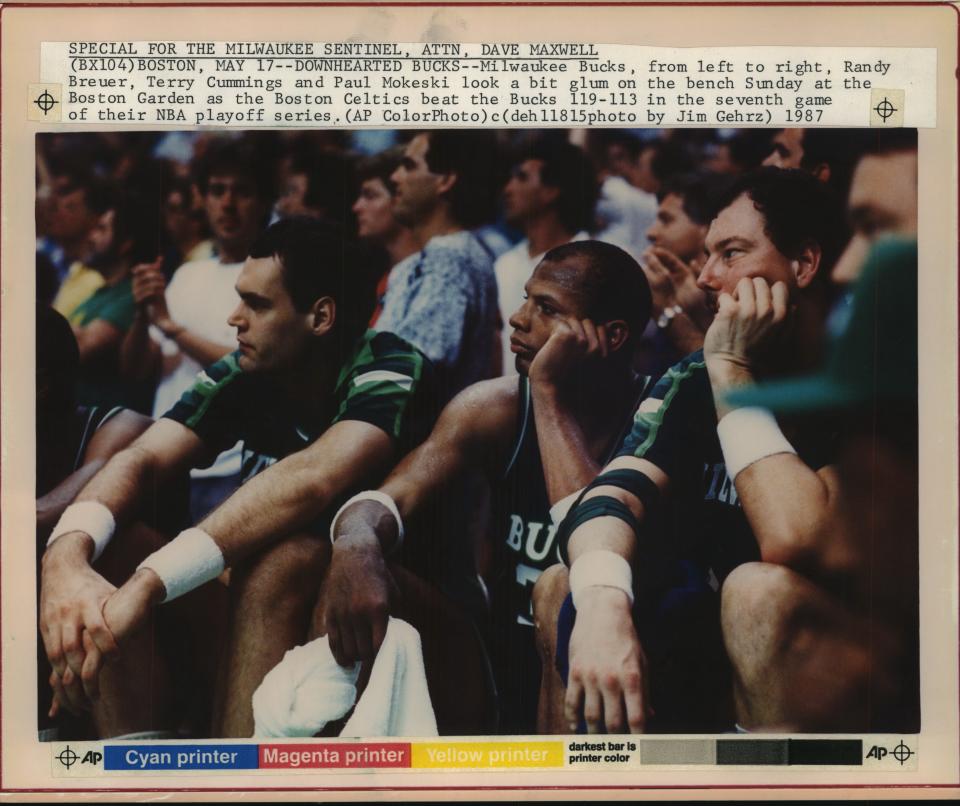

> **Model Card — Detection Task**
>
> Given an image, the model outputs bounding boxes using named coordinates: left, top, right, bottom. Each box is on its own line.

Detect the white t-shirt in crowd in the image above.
left=151, top=257, right=243, bottom=478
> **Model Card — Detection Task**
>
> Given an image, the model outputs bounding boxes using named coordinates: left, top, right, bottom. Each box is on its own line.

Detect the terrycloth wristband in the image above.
left=569, top=550, right=635, bottom=608
left=47, top=501, right=116, bottom=562
left=137, top=528, right=225, bottom=603
left=717, top=406, right=797, bottom=480
left=329, top=491, right=405, bottom=555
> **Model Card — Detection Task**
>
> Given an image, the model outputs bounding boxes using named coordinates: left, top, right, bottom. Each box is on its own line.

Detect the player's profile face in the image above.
left=699, top=193, right=797, bottom=299
left=832, top=150, right=918, bottom=283
left=508, top=257, right=587, bottom=374
left=228, top=255, right=312, bottom=372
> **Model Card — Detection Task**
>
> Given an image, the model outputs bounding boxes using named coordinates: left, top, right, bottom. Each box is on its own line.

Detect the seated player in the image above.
left=325, top=240, right=653, bottom=734
left=37, top=306, right=154, bottom=544
left=39, top=217, right=437, bottom=738
left=533, top=168, right=847, bottom=733
left=719, top=247, right=920, bottom=730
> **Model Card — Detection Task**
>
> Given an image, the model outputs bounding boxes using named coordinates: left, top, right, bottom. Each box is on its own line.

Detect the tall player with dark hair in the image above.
left=40, top=218, right=436, bottom=737
left=326, top=240, right=653, bottom=733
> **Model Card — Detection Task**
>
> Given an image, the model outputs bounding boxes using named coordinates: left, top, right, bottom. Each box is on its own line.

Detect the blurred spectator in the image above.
left=639, top=172, right=732, bottom=370
left=590, top=131, right=658, bottom=260
left=275, top=147, right=358, bottom=228
left=495, top=138, right=598, bottom=375
left=120, top=136, right=273, bottom=520
left=832, top=129, right=917, bottom=284
left=763, top=128, right=872, bottom=203
left=44, top=169, right=112, bottom=313
left=159, top=172, right=213, bottom=276
left=352, top=146, right=420, bottom=325
left=67, top=188, right=159, bottom=411
left=377, top=130, right=500, bottom=400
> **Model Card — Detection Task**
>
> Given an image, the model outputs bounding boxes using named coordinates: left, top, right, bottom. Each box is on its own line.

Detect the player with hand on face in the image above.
left=324, top=240, right=653, bottom=734
left=534, top=168, right=846, bottom=735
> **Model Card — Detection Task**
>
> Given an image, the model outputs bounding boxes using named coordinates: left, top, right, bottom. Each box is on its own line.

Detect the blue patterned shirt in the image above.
left=376, top=230, right=497, bottom=400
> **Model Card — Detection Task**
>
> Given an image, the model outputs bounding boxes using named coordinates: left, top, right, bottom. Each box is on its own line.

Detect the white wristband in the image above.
left=48, top=501, right=116, bottom=562
left=569, top=550, right=635, bottom=608
left=717, top=406, right=797, bottom=480
left=137, top=528, right=225, bottom=603
left=329, top=490, right=404, bottom=555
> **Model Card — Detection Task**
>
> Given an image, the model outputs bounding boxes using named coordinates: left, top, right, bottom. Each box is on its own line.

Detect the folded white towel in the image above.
left=252, top=617, right=437, bottom=738
left=252, top=636, right=360, bottom=738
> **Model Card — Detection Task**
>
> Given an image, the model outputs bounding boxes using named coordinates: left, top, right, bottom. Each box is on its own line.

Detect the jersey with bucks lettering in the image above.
left=617, top=349, right=836, bottom=584
left=486, top=373, right=646, bottom=733
left=164, top=329, right=435, bottom=499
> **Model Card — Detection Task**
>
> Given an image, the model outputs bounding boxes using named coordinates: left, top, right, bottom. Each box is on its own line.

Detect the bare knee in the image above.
left=721, top=562, right=806, bottom=676
left=233, top=534, right=330, bottom=612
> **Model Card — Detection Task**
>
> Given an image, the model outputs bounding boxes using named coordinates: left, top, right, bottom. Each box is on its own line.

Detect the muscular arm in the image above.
left=561, top=454, right=670, bottom=734
left=39, top=418, right=207, bottom=711
left=706, top=277, right=842, bottom=574
left=36, top=409, right=153, bottom=539
left=325, top=378, right=516, bottom=663
left=198, top=419, right=397, bottom=566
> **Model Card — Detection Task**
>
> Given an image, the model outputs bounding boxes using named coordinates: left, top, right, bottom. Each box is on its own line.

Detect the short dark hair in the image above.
left=658, top=171, right=735, bottom=226
left=720, top=167, right=846, bottom=276
left=289, top=148, right=358, bottom=228
left=520, top=138, right=599, bottom=234
left=798, top=129, right=875, bottom=200
left=356, top=145, right=406, bottom=189
left=248, top=217, right=385, bottom=348
left=193, top=136, right=274, bottom=201
left=541, top=240, right=652, bottom=349
left=52, top=165, right=112, bottom=216
left=646, top=139, right=696, bottom=186
left=420, top=130, right=501, bottom=228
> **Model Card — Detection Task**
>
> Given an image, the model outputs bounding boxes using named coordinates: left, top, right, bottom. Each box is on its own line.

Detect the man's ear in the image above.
left=436, top=171, right=458, bottom=198
left=793, top=242, right=822, bottom=289
left=310, top=296, right=336, bottom=336
left=605, top=320, right=630, bottom=353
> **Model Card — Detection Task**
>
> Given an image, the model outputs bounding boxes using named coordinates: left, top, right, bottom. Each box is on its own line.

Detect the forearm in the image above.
left=37, top=461, right=106, bottom=539
left=734, top=455, right=838, bottom=570
left=198, top=451, right=333, bottom=565
left=119, top=312, right=160, bottom=381
left=711, top=363, right=839, bottom=570
left=531, top=384, right=602, bottom=505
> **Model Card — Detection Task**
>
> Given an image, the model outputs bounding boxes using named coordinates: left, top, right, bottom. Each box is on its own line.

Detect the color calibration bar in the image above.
left=51, top=737, right=917, bottom=775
